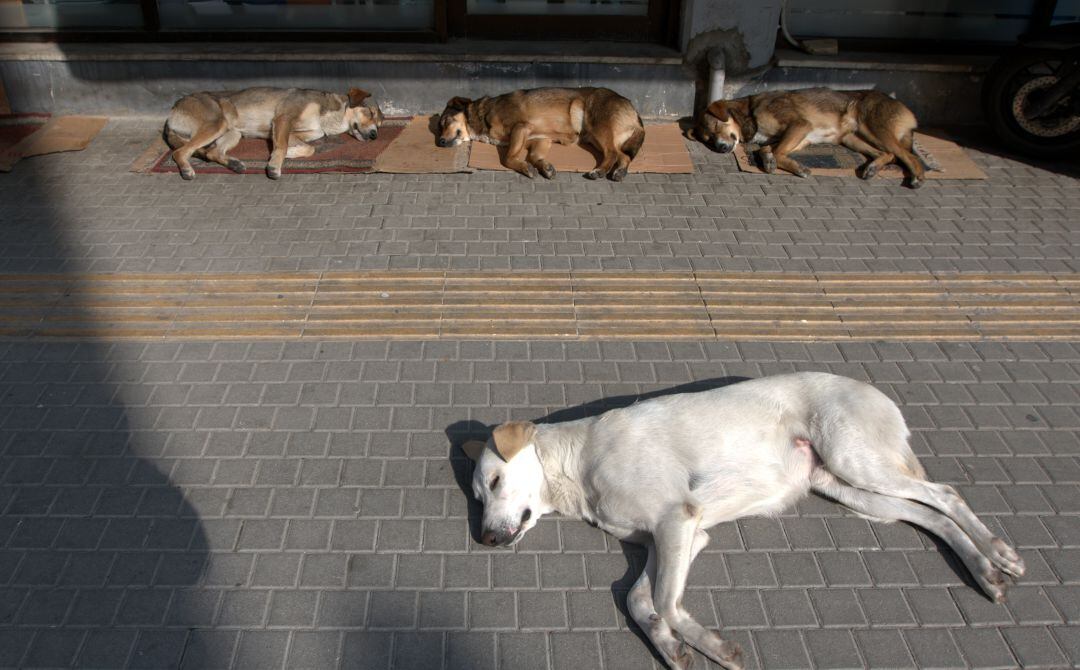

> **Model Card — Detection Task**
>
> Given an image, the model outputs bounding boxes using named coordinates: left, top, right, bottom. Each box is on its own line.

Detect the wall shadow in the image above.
left=0, top=137, right=211, bottom=667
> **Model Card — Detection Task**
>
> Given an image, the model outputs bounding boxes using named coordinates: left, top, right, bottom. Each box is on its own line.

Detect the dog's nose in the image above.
left=368, top=130, right=378, bottom=140
left=481, top=530, right=499, bottom=546
left=437, top=138, right=448, bottom=147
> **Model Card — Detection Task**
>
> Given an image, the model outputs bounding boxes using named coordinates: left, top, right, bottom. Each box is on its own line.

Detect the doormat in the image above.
left=468, top=122, right=694, bottom=174
left=131, top=118, right=410, bottom=175
left=1, top=115, right=107, bottom=173
left=373, top=115, right=472, bottom=174
left=0, top=114, right=51, bottom=152
left=733, top=131, right=986, bottom=180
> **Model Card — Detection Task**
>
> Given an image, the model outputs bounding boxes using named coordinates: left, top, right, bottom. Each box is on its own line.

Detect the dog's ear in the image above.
left=461, top=439, right=487, bottom=462
left=705, top=100, right=729, bottom=121
left=492, top=421, right=537, bottom=462
left=446, top=96, right=472, bottom=111
left=347, top=88, right=372, bottom=108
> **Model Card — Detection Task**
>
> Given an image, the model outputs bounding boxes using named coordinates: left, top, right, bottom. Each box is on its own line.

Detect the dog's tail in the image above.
left=622, top=116, right=646, bottom=160
left=163, top=122, right=188, bottom=151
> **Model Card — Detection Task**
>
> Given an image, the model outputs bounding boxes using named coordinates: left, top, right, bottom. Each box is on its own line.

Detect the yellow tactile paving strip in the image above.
left=0, top=272, right=1078, bottom=340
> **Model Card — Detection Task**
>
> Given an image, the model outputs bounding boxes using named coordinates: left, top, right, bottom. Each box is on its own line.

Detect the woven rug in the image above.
left=1, top=114, right=107, bottom=173
left=733, top=131, right=986, bottom=180
left=131, top=118, right=409, bottom=175
left=0, top=114, right=51, bottom=152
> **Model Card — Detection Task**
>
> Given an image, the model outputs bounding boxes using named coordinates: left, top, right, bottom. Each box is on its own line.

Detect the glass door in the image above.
left=447, top=0, right=673, bottom=43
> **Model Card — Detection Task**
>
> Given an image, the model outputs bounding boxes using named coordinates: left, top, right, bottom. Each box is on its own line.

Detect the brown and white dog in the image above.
left=165, top=87, right=384, bottom=180
left=694, top=87, right=925, bottom=188
left=436, top=87, right=645, bottom=181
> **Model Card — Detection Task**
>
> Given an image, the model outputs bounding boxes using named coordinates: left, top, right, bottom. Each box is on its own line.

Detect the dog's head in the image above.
left=437, top=97, right=473, bottom=148
left=345, top=88, right=384, bottom=141
left=694, top=99, right=748, bottom=153
left=462, top=421, right=549, bottom=547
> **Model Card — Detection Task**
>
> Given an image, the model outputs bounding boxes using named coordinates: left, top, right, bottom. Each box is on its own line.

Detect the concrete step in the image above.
left=734, top=49, right=996, bottom=126
left=0, top=40, right=695, bottom=118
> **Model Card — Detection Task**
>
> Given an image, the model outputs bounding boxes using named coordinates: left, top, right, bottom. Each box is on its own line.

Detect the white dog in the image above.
left=462, top=371, right=1024, bottom=670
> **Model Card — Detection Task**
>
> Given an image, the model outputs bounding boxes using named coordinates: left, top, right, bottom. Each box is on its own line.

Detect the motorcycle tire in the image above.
left=982, top=47, right=1080, bottom=158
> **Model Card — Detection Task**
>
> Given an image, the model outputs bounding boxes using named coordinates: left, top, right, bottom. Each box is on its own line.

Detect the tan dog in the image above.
left=164, top=87, right=384, bottom=180
left=695, top=87, right=925, bottom=188
left=436, top=87, right=645, bottom=181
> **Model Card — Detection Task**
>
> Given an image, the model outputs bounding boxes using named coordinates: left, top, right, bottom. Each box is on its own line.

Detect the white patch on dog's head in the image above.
left=463, top=421, right=550, bottom=547
left=344, top=88, right=383, bottom=141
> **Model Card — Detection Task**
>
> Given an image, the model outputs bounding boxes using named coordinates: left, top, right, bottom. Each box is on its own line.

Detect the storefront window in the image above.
left=157, top=0, right=435, bottom=31
left=465, top=0, right=646, bottom=16
left=0, top=0, right=143, bottom=29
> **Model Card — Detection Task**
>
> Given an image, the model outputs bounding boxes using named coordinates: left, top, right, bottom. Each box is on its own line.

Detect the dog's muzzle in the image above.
left=715, top=140, right=735, bottom=154
left=437, top=137, right=452, bottom=148
left=367, top=129, right=378, bottom=140
left=480, top=508, right=532, bottom=546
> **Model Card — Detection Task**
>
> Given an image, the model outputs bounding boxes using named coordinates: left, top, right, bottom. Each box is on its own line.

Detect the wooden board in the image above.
left=0, top=271, right=1076, bottom=341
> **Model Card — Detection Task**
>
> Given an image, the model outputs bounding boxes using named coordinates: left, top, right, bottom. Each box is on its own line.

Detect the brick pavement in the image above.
left=0, top=119, right=1079, bottom=669
left=1, top=340, right=1079, bottom=669
left=0, top=120, right=1077, bottom=275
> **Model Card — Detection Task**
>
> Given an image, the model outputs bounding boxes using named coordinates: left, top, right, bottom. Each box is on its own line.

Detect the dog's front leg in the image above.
left=772, top=124, right=813, bottom=178
left=653, top=509, right=744, bottom=670
left=267, top=114, right=295, bottom=180
left=627, top=542, right=692, bottom=670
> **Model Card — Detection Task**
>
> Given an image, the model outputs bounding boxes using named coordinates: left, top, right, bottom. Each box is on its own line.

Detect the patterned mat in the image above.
left=0, top=114, right=51, bottom=153
left=132, top=118, right=409, bottom=175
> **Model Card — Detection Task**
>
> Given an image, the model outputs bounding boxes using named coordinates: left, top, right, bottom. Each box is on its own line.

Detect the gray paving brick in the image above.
left=341, top=631, right=392, bottom=670
left=234, top=630, right=288, bottom=670
left=1001, top=625, right=1069, bottom=667
left=853, top=629, right=914, bottom=669
left=803, top=629, right=862, bottom=670
left=287, top=631, right=342, bottom=669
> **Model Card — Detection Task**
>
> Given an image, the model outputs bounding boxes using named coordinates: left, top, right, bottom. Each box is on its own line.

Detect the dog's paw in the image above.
left=991, top=537, right=1026, bottom=578
left=981, top=564, right=1010, bottom=603
left=538, top=162, right=556, bottom=179
left=266, top=166, right=282, bottom=180
left=609, top=166, right=628, bottom=182
left=794, top=168, right=812, bottom=179
left=907, top=176, right=924, bottom=189
left=761, top=153, right=777, bottom=173
left=716, top=638, right=744, bottom=670
left=583, top=169, right=602, bottom=180
left=227, top=158, right=246, bottom=174
left=179, top=167, right=195, bottom=181
left=858, top=163, right=878, bottom=180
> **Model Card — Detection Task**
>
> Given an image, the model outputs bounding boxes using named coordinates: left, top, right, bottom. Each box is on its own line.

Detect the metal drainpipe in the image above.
left=706, top=48, right=726, bottom=103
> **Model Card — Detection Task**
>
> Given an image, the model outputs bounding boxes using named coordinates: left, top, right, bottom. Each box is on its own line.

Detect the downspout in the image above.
left=706, top=48, right=726, bottom=103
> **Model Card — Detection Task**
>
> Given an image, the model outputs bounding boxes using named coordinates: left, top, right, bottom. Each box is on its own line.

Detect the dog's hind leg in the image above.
left=843, top=469, right=1024, bottom=581
left=503, top=123, right=537, bottom=178
left=267, top=114, right=295, bottom=180
left=811, top=468, right=1016, bottom=602
left=202, top=129, right=245, bottom=174
left=842, top=133, right=891, bottom=180
left=861, top=127, right=924, bottom=188
left=526, top=138, right=556, bottom=179
left=171, top=120, right=228, bottom=181
left=650, top=508, right=744, bottom=669
left=584, top=131, right=626, bottom=182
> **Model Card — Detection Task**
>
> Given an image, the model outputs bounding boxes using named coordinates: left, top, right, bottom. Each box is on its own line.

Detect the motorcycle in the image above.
left=982, top=21, right=1080, bottom=158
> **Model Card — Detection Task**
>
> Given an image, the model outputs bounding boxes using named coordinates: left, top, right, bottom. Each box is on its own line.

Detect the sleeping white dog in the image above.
left=462, top=371, right=1024, bottom=670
